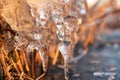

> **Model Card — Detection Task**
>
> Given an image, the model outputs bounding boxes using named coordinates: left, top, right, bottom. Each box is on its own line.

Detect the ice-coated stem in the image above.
left=63, top=54, right=69, bottom=80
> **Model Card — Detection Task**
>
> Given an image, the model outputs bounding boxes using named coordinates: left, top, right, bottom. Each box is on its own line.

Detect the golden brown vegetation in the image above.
left=0, top=0, right=120, bottom=80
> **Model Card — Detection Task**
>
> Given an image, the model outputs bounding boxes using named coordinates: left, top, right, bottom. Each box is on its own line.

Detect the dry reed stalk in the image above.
left=84, top=0, right=88, bottom=18
left=87, top=1, right=113, bottom=22
left=48, top=45, right=56, bottom=60
left=52, top=45, right=59, bottom=65
left=14, top=49, right=23, bottom=72
left=10, top=59, right=20, bottom=74
left=84, top=25, right=96, bottom=47
left=0, top=48, right=11, bottom=79
left=20, top=50, right=30, bottom=75
left=35, top=50, right=43, bottom=78
left=36, top=72, right=46, bottom=80
left=75, top=1, right=115, bottom=48
left=19, top=72, right=24, bottom=80
left=31, top=50, right=36, bottom=79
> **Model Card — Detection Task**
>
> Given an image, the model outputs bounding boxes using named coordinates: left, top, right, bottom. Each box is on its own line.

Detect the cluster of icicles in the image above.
left=14, top=0, right=80, bottom=80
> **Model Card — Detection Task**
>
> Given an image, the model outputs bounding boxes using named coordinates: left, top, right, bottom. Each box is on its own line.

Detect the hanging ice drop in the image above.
left=39, top=10, right=49, bottom=26
left=59, top=41, right=71, bottom=80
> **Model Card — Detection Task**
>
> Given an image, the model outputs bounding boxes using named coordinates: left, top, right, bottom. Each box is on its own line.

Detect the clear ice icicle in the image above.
left=59, top=41, right=71, bottom=80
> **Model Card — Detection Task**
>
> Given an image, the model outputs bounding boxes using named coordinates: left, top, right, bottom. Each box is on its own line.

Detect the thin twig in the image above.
left=36, top=72, right=46, bottom=80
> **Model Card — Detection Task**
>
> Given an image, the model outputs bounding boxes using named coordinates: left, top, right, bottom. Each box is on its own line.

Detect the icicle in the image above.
left=38, top=46, right=48, bottom=72
left=26, top=41, right=48, bottom=73
left=59, top=41, right=71, bottom=80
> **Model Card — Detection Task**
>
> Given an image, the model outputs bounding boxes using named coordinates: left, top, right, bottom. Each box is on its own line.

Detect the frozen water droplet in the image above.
left=59, top=42, right=67, bottom=55
left=80, top=8, right=86, bottom=15
left=52, top=14, right=64, bottom=24
left=39, top=10, right=49, bottom=26
left=57, top=30, right=64, bottom=41
left=35, top=18, right=41, bottom=27
left=59, top=41, right=71, bottom=55
left=34, top=33, right=42, bottom=40
left=56, top=24, right=63, bottom=30
left=64, top=0, right=70, bottom=3
left=64, top=15, right=78, bottom=32
left=39, top=11, right=47, bottom=19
